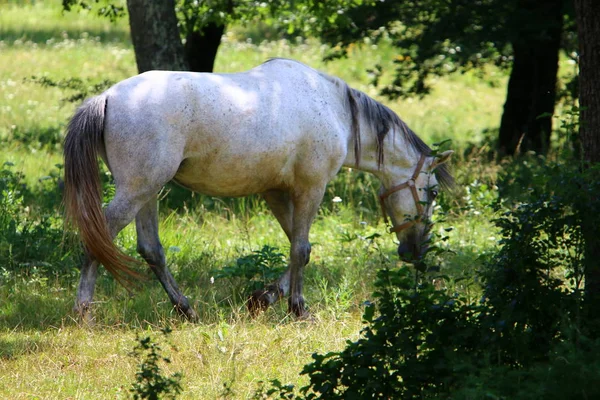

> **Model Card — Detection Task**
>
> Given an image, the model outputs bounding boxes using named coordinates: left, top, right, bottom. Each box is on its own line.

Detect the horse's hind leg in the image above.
left=74, top=191, right=146, bottom=322
left=136, top=196, right=198, bottom=321
left=74, top=255, right=99, bottom=324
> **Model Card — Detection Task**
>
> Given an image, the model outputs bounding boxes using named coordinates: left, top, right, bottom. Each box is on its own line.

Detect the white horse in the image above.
left=64, top=58, right=453, bottom=321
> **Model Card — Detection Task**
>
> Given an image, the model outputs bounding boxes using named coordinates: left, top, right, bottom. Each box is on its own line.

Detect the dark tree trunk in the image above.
left=575, top=1, right=600, bottom=164
left=574, top=0, right=600, bottom=327
left=498, top=0, right=563, bottom=156
left=185, top=22, right=225, bottom=73
left=126, top=0, right=188, bottom=72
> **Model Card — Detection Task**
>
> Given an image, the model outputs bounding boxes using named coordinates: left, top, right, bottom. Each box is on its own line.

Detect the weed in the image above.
left=0, top=162, right=75, bottom=280
left=26, top=75, right=114, bottom=104
left=129, top=327, right=183, bottom=400
left=214, top=245, right=287, bottom=299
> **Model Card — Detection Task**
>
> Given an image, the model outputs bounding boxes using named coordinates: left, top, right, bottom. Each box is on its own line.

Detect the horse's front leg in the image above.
left=287, top=187, right=326, bottom=318
left=249, top=187, right=323, bottom=318
left=248, top=190, right=293, bottom=316
left=248, top=186, right=326, bottom=318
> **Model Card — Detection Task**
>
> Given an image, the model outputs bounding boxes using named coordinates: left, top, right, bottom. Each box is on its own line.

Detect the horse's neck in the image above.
left=343, top=123, right=420, bottom=186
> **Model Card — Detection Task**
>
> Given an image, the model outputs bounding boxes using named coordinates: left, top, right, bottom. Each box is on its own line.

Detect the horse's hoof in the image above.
left=288, top=297, right=311, bottom=320
left=73, top=304, right=95, bottom=326
left=296, top=312, right=316, bottom=322
left=289, top=306, right=315, bottom=322
left=185, top=308, right=199, bottom=323
left=248, top=289, right=271, bottom=317
left=175, top=305, right=199, bottom=322
left=248, top=285, right=282, bottom=317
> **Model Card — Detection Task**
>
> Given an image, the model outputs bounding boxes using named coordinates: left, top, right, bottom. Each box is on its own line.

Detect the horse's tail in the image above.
left=63, top=95, right=140, bottom=287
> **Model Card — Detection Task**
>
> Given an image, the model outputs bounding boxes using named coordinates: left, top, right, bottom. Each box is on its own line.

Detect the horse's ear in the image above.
left=430, top=150, right=453, bottom=170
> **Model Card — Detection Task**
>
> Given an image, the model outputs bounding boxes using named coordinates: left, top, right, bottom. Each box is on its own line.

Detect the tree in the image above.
left=65, top=0, right=363, bottom=74
left=127, top=0, right=188, bottom=72
left=317, top=0, right=573, bottom=156
left=573, top=0, right=600, bottom=326
left=176, top=0, right=230, bottom=73
left=574, top=0, right=600, bottom=164
left=174, top=0, right=366, bottom=73
left=498, top=0, right=564, bottom=155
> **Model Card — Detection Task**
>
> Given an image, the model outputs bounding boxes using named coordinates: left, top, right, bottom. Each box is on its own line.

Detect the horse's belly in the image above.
left=172, top=157, right=288, bottom=197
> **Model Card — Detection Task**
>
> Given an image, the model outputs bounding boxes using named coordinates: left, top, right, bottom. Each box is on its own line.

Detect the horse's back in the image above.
left=106, top=59, right=346, bottom=134
left=102, top=60, right=351, bottom=197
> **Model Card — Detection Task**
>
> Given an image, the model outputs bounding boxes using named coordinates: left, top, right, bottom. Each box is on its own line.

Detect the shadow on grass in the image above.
left=0, top=26, right=131, bottom=46
left=0, top=332, right=50, bottom=360
left=0, top=281, right=184, bottom=332
left=0, top=290, right=74, bottom=331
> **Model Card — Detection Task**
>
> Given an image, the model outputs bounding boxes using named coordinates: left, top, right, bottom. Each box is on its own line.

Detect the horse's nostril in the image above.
left=398, top=242, right=422, bottom=262
left=398, top=243, right=417, bottom=260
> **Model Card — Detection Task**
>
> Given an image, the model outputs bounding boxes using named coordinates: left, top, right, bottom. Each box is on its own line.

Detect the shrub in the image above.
left=129, top=328, right=183, bottom=400
left=257, top=162, right=600, bottom=399
left=214, top=245, right=287, bottom=299
left=0, top=162, right=74, bottom=279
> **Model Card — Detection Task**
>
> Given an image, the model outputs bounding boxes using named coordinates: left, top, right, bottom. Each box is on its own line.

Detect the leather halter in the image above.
left=379, top=154, right=428, bottom=233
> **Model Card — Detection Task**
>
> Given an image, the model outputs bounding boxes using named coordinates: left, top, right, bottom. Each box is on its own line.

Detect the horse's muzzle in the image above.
left=397, top=241, right=427, bottom=263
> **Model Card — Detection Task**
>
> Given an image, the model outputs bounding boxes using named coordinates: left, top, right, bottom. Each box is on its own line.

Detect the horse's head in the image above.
left=379, top=150, right=453, bottom=262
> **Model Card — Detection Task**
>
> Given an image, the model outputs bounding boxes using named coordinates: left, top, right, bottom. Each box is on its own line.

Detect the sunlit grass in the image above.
left=0, top=319, right=364, bottom=399
left=0, top=1, right=508, bottom=398
left=0, top=0, right=130, bottom=44
left=0, top=145, right=62, bottom=186
left=0, top=2, right=505, bottom=151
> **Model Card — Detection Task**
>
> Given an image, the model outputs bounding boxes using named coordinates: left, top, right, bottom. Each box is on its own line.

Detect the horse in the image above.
left=64, top=58, right=453, bottom=321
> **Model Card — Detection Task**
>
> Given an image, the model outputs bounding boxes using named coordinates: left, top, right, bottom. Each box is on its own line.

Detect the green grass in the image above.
left=0, top=321, right=364, bottom=399
left=0, top=1, right=518, bottom=398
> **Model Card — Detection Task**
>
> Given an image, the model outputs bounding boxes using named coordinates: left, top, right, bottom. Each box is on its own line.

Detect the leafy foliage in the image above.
left=175, top=0, right=367, bottom=37
left=62, top=0, right=126, bottom=22
left=214, top=245, right=287, bottom=298
left=26, top=76, right=114, bottom=104
left=0, top=163, right=74, bottom=280
left=258, top=163, right=600, bottom=399
left=63, top=0, right=367, bottom=40
left=129, top=328, right=183, bottom=400
left=316, top=0, right=575, bottom=99
left=297, top=267, right=480, bottom=399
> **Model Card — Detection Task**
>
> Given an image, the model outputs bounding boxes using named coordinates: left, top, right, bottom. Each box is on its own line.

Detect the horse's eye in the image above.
left=430, top=189, right=438, bottom=199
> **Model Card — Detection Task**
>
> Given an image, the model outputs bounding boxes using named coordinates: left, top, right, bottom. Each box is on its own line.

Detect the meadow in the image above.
left=0, top=1, right=549, bottom=398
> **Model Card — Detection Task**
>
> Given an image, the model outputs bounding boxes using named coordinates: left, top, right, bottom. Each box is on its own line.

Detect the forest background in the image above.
left=1, top=0, right=599, bottom=398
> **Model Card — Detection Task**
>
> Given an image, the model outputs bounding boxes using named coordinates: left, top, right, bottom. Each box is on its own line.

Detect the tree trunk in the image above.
left=185, top=22, right=225, bottom=73
left=498, top=0, right=563, bottom=156
left=575, top=1, right=600, bottom=164
left=574, top=0, right=600, bottom=327
left=126, top=0, right=188, bottom=72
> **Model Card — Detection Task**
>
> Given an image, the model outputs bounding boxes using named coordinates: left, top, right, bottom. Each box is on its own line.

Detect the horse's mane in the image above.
left=347, top=88, right=453, bottom=189
left=262, top=58, right=454, bottom=190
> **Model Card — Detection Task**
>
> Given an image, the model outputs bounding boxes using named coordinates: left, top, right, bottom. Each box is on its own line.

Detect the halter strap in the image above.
left=379, top=153, right=427, bottom=233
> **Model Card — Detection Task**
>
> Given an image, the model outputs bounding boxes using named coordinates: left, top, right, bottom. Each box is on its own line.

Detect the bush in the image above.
left=129, top=328, right=183, bottom=400
left=214, top=245, right=287, bottom=299
left=258, top=162, right=600, bottom=399
left=0, top=162, right=76, bottom=280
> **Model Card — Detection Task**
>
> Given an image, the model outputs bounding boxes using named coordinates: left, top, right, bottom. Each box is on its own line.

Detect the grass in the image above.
left=0, top=1, right=522, bottom=398
left=0, top=320, right=364, bottom=399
